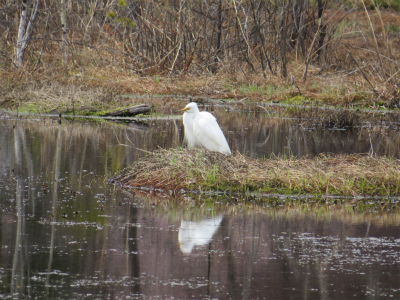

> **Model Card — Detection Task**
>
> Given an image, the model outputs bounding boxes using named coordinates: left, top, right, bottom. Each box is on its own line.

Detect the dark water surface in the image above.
left=1, top=113, right=400, bottom=299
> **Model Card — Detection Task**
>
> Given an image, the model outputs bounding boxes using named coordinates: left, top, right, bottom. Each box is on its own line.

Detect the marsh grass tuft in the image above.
left=113, top=148, right=400, bottom=197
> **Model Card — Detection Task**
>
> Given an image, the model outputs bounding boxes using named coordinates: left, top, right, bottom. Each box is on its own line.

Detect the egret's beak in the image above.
left=177, top=107, right=190, bottom=113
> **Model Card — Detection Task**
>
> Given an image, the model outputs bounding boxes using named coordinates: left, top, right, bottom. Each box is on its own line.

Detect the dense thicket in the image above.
left=0, top=0, right=335, bottom=75
left=1, top=0, right=399, bottom=84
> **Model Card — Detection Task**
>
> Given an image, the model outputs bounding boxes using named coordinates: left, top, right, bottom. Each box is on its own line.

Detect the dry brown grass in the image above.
left=113, top=148, right=400, bottom=196
left=0, top=75, right=117, bottom=113
left=0, top=62, right=379, bottom=113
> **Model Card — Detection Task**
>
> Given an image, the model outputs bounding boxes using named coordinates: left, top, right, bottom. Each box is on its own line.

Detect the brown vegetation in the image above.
left=113, top=148, right=400, bottom=196
left=1, top=1, right=400, bottom=111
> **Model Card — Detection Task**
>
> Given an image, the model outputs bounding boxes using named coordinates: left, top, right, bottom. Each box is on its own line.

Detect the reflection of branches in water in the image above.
left=276, top=232, right=341, bottom=300
left=255, top=125, right=271, bottom=148
left=46, top=130, right=62, bottom=292
left=8, top=120, right=142, bottom=177
left=272, top=214, right=397, bottom=300
left=215, top=107, right=400, bottom=158
left=367, top=124, right=374, bottom=157
left=172, top=120, right=180, bottom=148
left=11, top=127, right=26, bottom=295
left=5, top=110, right=400, bottom=172
left=20, top=129, right=36, bottom=215
left=367, top=125, right=397, bottom=157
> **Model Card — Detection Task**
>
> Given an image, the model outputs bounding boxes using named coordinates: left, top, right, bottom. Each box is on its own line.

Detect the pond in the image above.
left=1, top=107, right=400, bottom=299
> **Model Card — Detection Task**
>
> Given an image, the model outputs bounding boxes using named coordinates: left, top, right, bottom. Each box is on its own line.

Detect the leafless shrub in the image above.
left=0, top=0, right=336, bottom=75
left=1, top=0, right=399, bottom=103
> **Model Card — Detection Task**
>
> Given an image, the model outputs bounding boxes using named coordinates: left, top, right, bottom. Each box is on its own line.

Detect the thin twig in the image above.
left=348, top=52, right=378, bottom=95
left=361, top=1, right=384, bottom=75
left=256, top=105, right=271, bottom=117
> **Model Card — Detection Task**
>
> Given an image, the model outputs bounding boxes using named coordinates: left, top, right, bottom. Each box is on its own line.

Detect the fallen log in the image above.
left=105, top=104, right=151, bottom=117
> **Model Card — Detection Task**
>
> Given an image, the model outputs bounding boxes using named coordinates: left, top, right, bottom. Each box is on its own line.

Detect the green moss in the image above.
left=116, top=17, right=136, bottom=27
left=118, top=0, right=127, bottom=7
left=107, top=11, right=117, bottom=19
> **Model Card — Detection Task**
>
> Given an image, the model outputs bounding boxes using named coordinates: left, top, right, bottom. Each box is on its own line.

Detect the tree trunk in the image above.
left=60, top=0, right=68, bottom=66
left=316, top=0, right=326, bottom=62
left=15, top=0, right=40, bottom=68
left=212, top=0, right=223, bottom=74
left=279, top=1, right=289, bottom=78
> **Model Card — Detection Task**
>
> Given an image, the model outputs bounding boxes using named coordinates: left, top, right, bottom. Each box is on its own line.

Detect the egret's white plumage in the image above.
left=180, top=102, right=231, bottom=154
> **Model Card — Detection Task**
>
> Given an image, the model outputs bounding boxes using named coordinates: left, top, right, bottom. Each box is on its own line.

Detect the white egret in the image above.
left=179, top=102, right=231, bottom=154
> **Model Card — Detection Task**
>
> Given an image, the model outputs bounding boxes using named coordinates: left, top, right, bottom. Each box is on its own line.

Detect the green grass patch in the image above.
left=238, top=83, right=282, bottom=96
left=387, top=23, right=400, bottom=33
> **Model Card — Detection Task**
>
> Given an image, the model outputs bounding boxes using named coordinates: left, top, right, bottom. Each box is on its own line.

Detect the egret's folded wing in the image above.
left=193, top=112, right=231, bottom=154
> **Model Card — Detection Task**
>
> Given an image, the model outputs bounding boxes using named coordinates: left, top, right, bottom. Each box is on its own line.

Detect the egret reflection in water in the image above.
left=178, top=215, right=223, bottom=254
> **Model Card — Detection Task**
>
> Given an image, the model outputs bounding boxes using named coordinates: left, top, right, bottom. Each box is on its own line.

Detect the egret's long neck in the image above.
left=182, top=112, right=194, bottom=125
left=182, top=111, right=197, bottom=148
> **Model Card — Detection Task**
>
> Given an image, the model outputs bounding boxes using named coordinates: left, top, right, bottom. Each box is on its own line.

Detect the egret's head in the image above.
left=179, top=102, right=199, bottom=114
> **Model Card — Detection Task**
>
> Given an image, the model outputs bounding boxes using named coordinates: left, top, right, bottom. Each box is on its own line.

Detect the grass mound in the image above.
left=113, top=148, right=400, bottom=196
